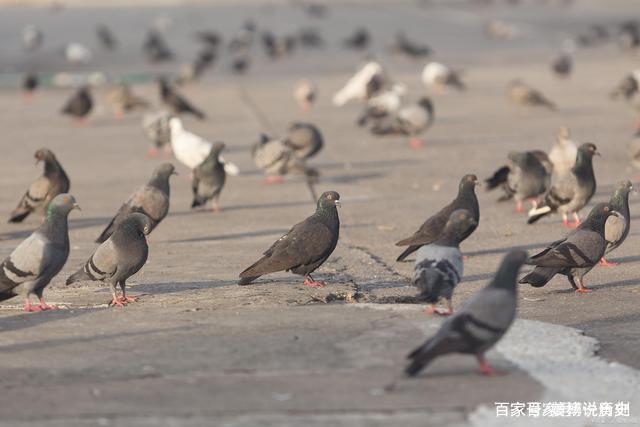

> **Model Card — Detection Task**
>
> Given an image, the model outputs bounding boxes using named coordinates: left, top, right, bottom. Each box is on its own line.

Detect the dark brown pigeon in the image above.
left=238, top=191, right=340, bottom=286
left=159, top=78, right=205, bottom=119
left=61, top=86, right=93, bottom=124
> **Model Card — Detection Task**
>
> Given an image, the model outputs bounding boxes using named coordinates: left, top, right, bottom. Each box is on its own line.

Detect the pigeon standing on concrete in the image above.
left=548, top=126, right=577, bottom=177
left=551, top=53, right=572, bottom=78
left=252, top=134, right=319, bottom=184
left=413, top=209, right=477, bottom=316
left=107, top=83, right=149, bottom=118
left=404, top=250, right=527, bottom=377
left=192, top=142, right=227, bottom=212
left=10, top=148, right=70, bottom=223
left=285, top=122, right=324, bottom=160
left=396, top=175, right=480, bottom=262
left=508, top=80, right=556, bottom=110
left=294, top=80, right=317, bottom=111
left=142, top=111, right=173, bottom=158
left=485, top=150, right=552, bottom=212
left=332, top=61, right=390, bottom=106
left=22, top=73, right=39, bottom=99
left=600, top=180, right=632, bottom=266
left=67, top=213, right=152, bottom=307
left=238, top=191, right=340, bottom=286
left=343, top=28, right=370, bottom=50
left=357, top=83, right=407, bottom=127
left=96, top=163, right=175, bottom=243
left=392, top=32, right=431, bottom=58
left=421, top=62, right=465, bottom=93
left=96, top=24, right=117, bottom=50
left=610, top=71, right=639, bottom=101
left=143, top=29, right=174, bottom=62
left=370, top=97, right=434, bottom=149
left=159, top=78, right=205, bottom=119
left=61, top=86, right=93, bottom=124
left=0, top=194, right=80, bottom=311
left=527, top=143, right=599, bottom=227
left=520, top=203, right=619, bottom=292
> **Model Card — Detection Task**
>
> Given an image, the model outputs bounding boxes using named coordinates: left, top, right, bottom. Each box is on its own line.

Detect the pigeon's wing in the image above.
left=253, top=141, right=290, bottom=174
left=127, top=186, right=169, bottom=222
left=87, top=240, right=119, bottom=280
left=220, top=157, right=240, bottom=176
left=396, top=205, right=451, bottom=247
left=604, top=213, right=627, bottom=246
left=545, top=173, right=576, bottom=208
left=0, top=233, right=48, bottom=294
left=528, top=230, right=603, bottom=268
left=9, top=176, right=52, bottom=221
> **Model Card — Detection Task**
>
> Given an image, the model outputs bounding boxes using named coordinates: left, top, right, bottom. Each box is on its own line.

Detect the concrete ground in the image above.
left=0, top=0, right=640, bottom=425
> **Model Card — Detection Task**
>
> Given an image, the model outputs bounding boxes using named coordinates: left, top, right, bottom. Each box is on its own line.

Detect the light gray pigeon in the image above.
left=96, top=163, right=175, bottom=243
left=413, top=209, right=477, bottom=315
left=520, top=203, right=619, bottom=292
left=0, top=194, right=80, bottom=311
left=548, top=126, right=577, bottom=177
left=601, top=181, right=632, bottom=266
left=527, top=143, right=598, bottom=227
left=9, top=148, right=70, bottom=223
left=405, top=250, right=527, bottom=377
left=485, top=150, right=552, bottom=212
left=67, top=213, right=152, bottom=307
left=252, top=134, right=318, bottom=184
left=284, top=122, right=323, bottom=160
left=370, top=97, right=434, bottom=149
left=142, top=110, right=172, bottom=158
left=192, top=142, right=226, bottom=212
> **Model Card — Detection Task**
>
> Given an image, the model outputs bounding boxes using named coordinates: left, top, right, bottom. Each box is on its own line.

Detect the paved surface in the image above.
left=0, top=0, right=640, bottom=425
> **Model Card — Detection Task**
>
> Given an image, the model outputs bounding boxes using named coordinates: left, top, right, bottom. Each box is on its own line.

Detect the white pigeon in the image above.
left=548, top=126, right=577, bottom=177
left=168, top=117, right=239, bottom=175
left=332, top=61, right=389, bottom=106
left=357, top=83, right=407, bottom=126
left=421, top=62, right=465, bottom=92
left=65, top=43, right=93, bottom=64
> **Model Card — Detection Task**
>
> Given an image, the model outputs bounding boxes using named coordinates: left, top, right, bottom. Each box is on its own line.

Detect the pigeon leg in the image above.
left=409, top=138, right=425, bottom=150
left=574, top=277, right=592, bottom=293
left=599, top=258, right=619, bottom=267
left=24, top=298, right=43, bottom=312
left=119, top=282, right=138, bottom=303
left=477, top=354, right=506, bottom=376
left=109, top=284, right=127, bottom=307
left=571, top=212, right=582, bottom=227
left=162, top=145, right=173, bottom=159
left=529, top=198, right=538, bottom=209
left=212, top=198, right=222, bottom=213
left=424, top=304, right=437, bottom=315
left=303, top=275, right=326, bottom=287
left=263, top=176, right=285, bottom=185
left=38, top=297, right=59, bottom=311
left=147, top=147, right=159, bottom=158
left=515, top=200, right=524, bottom=213
left=562, top=213, right=570, bottom=228
left=441, top=299, right=454, bottom=316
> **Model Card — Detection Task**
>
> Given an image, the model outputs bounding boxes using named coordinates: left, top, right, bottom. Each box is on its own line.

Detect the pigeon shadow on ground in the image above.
left=461, top=272, right=496, bottom=283
left=69, top=216, right=113, bottom=230
left=128, top=279, right=236, bottom=295
left=323, top=172, right=386, bottom=184
left=315, top=158, right=420, bottom=171
left=0, top=307, right=95, bottom=334
left=567, top=312, right=640, bottom=330
left=166, top=227, right=290, bottom=244
left=465, top=242, right=548, bottom=257
left=549, top=278, right=640, bottom=294
left=173, top=199, right=314, bottom=215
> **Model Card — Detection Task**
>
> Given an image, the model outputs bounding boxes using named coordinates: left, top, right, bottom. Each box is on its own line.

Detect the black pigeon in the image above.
left=392, top=32, right=431, bottom=58
left=96, top=24, right=117, bottom=50
left=10, top=148, right=70, bottom=223
left=600, top=180, right=632, bottom=266
left=238, top=191, right=340, bottom=286
left=343, top=28, right=370, bottom=50
left=67, top=213, right=152, bottom=307
left=298, top=27, right=324, bottom=48
left=191, top=142, right=226, bottom=212
left=231, top=56, right=250, bottom=75
left=527, top=143, right=598, bottom=227
left=159, top=78, right=205, bottom=119
left=143, top=30, right=173, bottom=62
left=405, top=250, right=527, bottom=377
left=96, top=163, right=175, bottom=243
left=61, top=86, right=93, bottom=123
left=196, top=31, right=222, bottom=48
left=1, top=194, right=79, bottom=311
left=22, top=73, right=39, bottom=97
left=396, top=175, right=480, bottom=262
left=551, top=53, right=572, bottom=78
left=520, top=203, right=619, bottom=293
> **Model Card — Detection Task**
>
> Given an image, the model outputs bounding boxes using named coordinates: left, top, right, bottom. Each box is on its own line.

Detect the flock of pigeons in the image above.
left=3, top=1, right=640, bottom=380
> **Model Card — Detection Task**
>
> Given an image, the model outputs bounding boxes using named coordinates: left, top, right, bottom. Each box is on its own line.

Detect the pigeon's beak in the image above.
left=72, top=203, right=81, bottom=211
left=334, top=200, right=341, bottom=207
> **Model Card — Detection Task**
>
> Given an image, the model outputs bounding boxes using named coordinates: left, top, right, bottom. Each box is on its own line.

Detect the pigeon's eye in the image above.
left=327, top=194, right=333, bottom=200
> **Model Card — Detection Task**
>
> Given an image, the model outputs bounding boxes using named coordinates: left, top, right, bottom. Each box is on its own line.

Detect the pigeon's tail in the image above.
left=405, top=340, right=438, bottom=377
left=539, top=98, right=556, bottom=111
left=96, top=217, right=117, bottom=243
left=413, top=262, right=444, bottom=303
left=191, top=195, right=207, bottom=209
left=396, top=245, right=420, bottom=262
left=238, top=275, right=260, bottom=286
left=66, top=267, right=91, bottom=286
left=485, top=166, right=510, bottom=191
left=190, top=107, right=206, bottom=120
left=0, top=275, right=20, bottom=302
left=370, top=121, right=407, bottom=136
left=8, top=208, right=30, bottom=223
left=518, top=266, right=559, bottom=288
left=527, top=205, right=552, bottom=224
left=238, top=256, right=271, bottom=285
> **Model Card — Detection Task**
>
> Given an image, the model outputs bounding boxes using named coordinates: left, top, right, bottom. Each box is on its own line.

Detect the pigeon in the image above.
left=617, top=21, right=640, bottom=51
left=370, top=97, right=434, bottom=149
left=238, top=191, right=340, bottom=286
left=252, top=134, right=319, bottom=184
left=610, top=71, right=640, bottom=101
left=391, top=32, right=431, bottom=58
left=228, top=20, right=256, bottom=54
left=61, top=86, right=93, bottom=124
left=64, top=43, right=93, bottom=64
left=404, top=250, right=527, bottom=377
left=96, top=24, right=117, bottom=50
left=143, top=29, right=173, bottom=62
left=484, top=20, right=518, bottom=40
left=22, top=73, right=39, bottom=98
left=507, top=80, right=556, bottom=110
left=551, top=53, right=572, bottom=78
left=297, top=27, right=324, bottom=48
left=107, top=83, right=149, bottom=117
left=178, top=47, right=217, bottom=84
left=142, top=110, right=172, bottom=158
left=231, top=56, right=250, bottom=75
left=66, top=213, right=152, bottom=307
left=294, top=80, right=317, bottom=111
left=284, top=122, right=323, bottom=160
left=0, top=194, right=80, bottom=311
left=9, top=148, right=70, bottom=223
left=520, top=203, right=619, bottom=292
left=22, top=25, right=43, bottom=51
left=421, top=62, right=465, bottom=93
left=628, top=128, right=640, bottom=171
left=357, top=83, right=407, bottom=127
left=396, top=175, right=480, bottom=262
left=413, top=209, right=477, bottom=316
left=332, top=61, right=390, bottom=107
left=343, top=28, right=370, bottom=50
left=548, top=126, right=578, bottom=177
left=600, top=180, right=632, bottom=266
left=485, top=150, right=553, bottom=212
left=261, top=32, right=296, bottom=59
left=191, top=142, right=226, bottom=212
left=527, top=143, right=599, bottom=227
left=196, top=31, right=222, bottom=48
left=96, top=163, right=175, bottom=243
left=159, top=78, right=205, bottom=119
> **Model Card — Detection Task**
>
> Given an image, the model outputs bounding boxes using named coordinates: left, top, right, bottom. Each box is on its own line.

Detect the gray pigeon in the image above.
left=284, top=122, right=323, bottom=160
left=370, top=97, right=434, bottom=149
left=413, top=209, right=477, bottom=315
left=600, top=180, right=632, bottom=266
left=142, top=110, right=172, bottom=158
left=191, top=142, right=226, bottom=212
left=96, top=163, right=175, bottom=243
left=9, top=148, right=70, bottom=223
left=67, top=213, right=152, bottom=307
left=0, top=194, right=79, bottom=311
left=527, top=143, right=599, bottom=227
left=485, top=150, right=552, bottom=212
left=405, top=250, right=527, bottom=377
left=519, top=203, right=620, bottom=293
left=252, top=134, right=318, bottom=184
left=508, top=80, right=556, bottom=110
